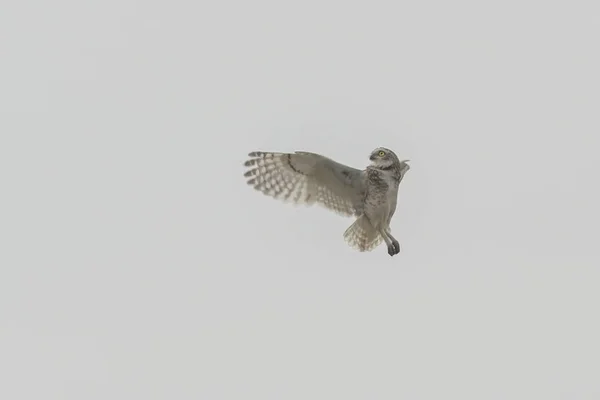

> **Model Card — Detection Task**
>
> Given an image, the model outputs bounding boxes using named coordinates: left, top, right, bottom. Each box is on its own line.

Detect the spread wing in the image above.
left=243, top=151, right=366, bottom=217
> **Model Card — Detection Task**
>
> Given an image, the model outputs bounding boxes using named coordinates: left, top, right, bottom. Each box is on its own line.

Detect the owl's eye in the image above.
left=378, top=151, right=385, bottom=157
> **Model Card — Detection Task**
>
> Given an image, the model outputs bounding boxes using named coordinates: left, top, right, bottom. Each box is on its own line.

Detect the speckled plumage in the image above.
left=243, top=147, right=410, bottom=256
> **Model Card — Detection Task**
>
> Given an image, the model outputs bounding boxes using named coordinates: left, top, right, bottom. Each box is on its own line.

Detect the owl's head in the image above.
left=369, top=147, right=405, bottom=168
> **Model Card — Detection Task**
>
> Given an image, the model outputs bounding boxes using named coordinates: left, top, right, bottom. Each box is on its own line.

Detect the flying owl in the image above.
left=243, top=147, right=410, bottom=256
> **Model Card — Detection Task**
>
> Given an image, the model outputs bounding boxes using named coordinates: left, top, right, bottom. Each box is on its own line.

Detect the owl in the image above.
left=243, top=147, right=410, bottom=256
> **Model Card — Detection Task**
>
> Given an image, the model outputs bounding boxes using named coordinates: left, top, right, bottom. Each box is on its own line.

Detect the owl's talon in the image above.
left=392, top=240, right=400, bottom=254
left=387, top=244, right=397, bottom=257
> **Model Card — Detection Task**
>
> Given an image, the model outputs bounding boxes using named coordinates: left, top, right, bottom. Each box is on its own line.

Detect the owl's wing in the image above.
left=244, top=151, right=366, bottom=217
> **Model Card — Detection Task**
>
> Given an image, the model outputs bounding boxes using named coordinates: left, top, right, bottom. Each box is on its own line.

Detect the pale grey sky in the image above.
left=1, top=0, right=599, bottom=399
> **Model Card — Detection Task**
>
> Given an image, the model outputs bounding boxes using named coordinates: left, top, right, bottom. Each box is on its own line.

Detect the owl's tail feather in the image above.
left=343, top=215, right=383, bottom=252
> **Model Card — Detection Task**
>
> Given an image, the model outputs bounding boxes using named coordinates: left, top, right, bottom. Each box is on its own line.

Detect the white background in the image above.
left=1, top=0, right=599, bottom=398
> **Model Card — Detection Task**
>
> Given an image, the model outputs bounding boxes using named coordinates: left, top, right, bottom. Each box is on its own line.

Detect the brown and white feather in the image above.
left=244, top=151, right=365, bottom=217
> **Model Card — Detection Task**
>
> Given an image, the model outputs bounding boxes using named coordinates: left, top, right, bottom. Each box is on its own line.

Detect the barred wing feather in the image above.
left=243, top=151, right=365, bottom=217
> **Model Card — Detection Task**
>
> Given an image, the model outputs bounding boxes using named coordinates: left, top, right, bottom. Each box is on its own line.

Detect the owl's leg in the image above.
left=385, top=229, right=400, bottom=255
left=378, top=229, right=397, bottom=257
